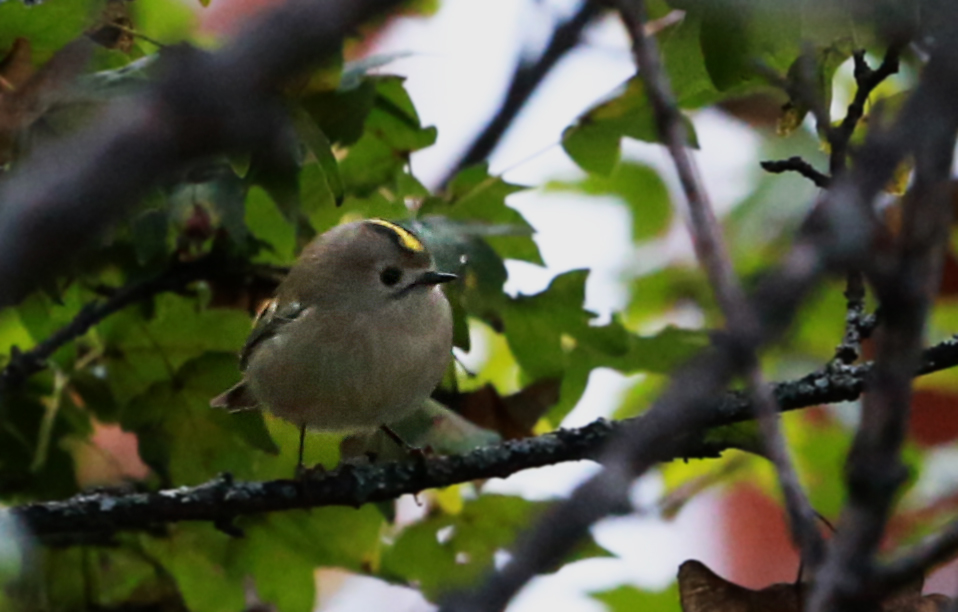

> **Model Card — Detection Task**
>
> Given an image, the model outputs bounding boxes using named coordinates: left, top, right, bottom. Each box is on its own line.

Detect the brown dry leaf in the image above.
left=678, top=560, right=950, bottom=612
left=438, top=379, right=560, bottom=440
left=0, top=37, right=92, bottom=165
left=716, top=92, right=788, bottom=130
left=87, top=0, right=135, bottom=53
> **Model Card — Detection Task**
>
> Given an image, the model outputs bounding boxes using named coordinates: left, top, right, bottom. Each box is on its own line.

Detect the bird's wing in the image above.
left=239, top=298, right=307, bottom=371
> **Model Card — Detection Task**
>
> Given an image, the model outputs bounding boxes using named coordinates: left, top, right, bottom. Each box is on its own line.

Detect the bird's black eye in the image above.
left=380, top=267, right=402, bottom=286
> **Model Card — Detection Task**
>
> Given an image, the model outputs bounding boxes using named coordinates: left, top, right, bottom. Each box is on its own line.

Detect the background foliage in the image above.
left=0, top=0, right=955, bottom=611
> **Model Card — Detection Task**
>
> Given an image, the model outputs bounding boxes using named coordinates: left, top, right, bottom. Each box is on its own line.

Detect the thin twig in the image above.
left=761, top=157, right=832, bottom=188
left=617, top=0, right=825, bottom=567
left=440, top=0, right=604, bottom=186
left=829, top=47, right=903, bottom=175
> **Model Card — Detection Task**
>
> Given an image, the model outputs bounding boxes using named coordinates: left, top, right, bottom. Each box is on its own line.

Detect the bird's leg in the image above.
left=294, top=424, right=307, bottom=478
left=380, top=424, right=431, bottom=459
left=380, top=424, right=411, bottom=450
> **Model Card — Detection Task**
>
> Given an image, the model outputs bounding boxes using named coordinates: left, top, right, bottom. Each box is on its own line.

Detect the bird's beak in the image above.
left=416, top=271, right=457, bottom=286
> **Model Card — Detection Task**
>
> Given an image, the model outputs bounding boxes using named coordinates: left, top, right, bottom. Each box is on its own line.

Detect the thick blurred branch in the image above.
left=10, top=334, right=958, bottom=543
left=617, top=0, right=825, bottom=569
left=440, top=0, right=604, bottom=185
left=0, top=0, right=402, bottom=309
left=808, top=36, right=958, bottom=612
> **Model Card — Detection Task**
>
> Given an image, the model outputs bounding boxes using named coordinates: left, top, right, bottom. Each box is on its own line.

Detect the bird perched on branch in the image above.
left=211, top=218, right=456, bottom=469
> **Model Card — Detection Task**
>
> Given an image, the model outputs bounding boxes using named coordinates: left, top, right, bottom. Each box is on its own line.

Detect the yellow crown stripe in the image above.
left=367, top=219, right=425, bottom=253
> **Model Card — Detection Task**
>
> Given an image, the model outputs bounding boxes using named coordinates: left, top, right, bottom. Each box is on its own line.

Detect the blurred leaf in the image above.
left=423, top=164, right=541, bottom=265
left=659, top=12, right=722, bottom=109
left=380, top=494, right=611, bottom=601
left=407, top=215, right=512, bottom=346
left=339, top=76, right=437, bottom=196
left=292, top=106, right=345, bottom=205
left=231, top=507, right=384, bottom=611
left=547, top=162, right=672, bottom=241
left=132, top=0, right=198, bottom=44
left=0, top=0, right=98, bottom=63
left=590, top=583, right=680, bottom=612
left=300, top=78, right=377, bottom=146
left=777, top=40, right=854, bottom=137
left=698, top=0, right=801, bottom=91
left=98, top=293, right=250, bottom=405
left=131, top=208, right=170, bottom=266
left=120, top=352, right=277, bottom=485
left=306, top=190, right=408, bottom=236
left=551, top=323, right=710, bottom=422
left=245, top=186, right=297, bottom=264
left=0, top=380, right=81, bottom=500
left=140, top=525, right=245, bottom=612
left=562, top=77, right=699, bottom=176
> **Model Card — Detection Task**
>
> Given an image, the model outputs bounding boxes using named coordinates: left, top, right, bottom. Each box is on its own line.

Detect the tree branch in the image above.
left=760, top=156, right=832, bottom=188
left=10, top=334, right=958, bottom=543
left=0, top=0, right=403, bottom=309
left=440, top=0, right=604, bottom=186
left=0, top=254, right=264, bottom=390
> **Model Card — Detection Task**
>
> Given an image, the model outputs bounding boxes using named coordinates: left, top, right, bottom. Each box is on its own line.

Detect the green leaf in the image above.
left=120, top=352, right=277, bottom=485
left=291, top=106, right=345, bottom=204
left=245, top=186, right=297, bottom=264
left=562, top=78, right=700, bottom=176
left=422, top=164, right=541, bottom=265
left=561, top=121, right=621, bottom=175
left=130, top=208, right=170, bottom=266
left=306, top=191, right=409, bottom=237
left=589, top=583, right=681, bottom=612
left=659, top=12, right=722, bottom=109
left=500, top=270, right=594, bottom=380
left=338, top=76, right=437, bottom=196
left=140, top=525, right=245, bottom=612
left=0, top=380, right=81, bottom=501
left=132, top=0, right=198, bottom=44
left=98, top=293, right=251, bottom=405
left=0, top=0, right=98, bottom=63
left=406, top=216, right=511, bottom=347
left=550, top=323, right=709, bottom=422
left=230, top=507, right=384, bottom=612
left=697, top=0, right=801, bottom=91
left=380, top=494, right=610, bottom=601
left=547, top=162, right=672, bottom=241
left=301, top=79, right=377, bottom=146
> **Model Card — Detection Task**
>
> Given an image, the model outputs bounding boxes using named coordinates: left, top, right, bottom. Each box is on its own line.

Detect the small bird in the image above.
left=211, top=219, right=456, bottom=468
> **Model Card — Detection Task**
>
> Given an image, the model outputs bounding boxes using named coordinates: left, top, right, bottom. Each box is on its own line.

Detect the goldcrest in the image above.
left=211, top=219, right=456, bottom=463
